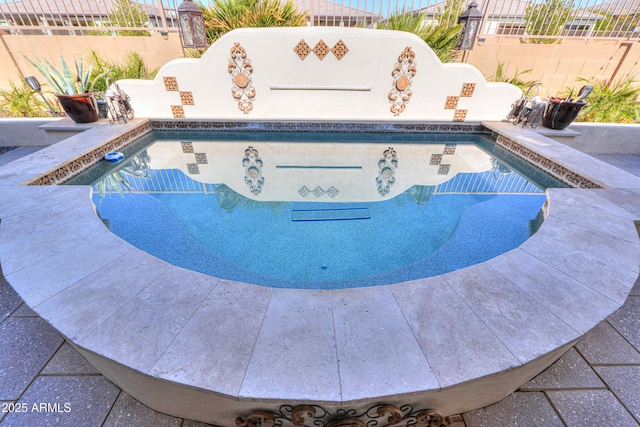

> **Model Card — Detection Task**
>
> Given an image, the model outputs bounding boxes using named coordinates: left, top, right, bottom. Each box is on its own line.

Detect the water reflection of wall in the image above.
left=144, top=140, right=496, bottom=202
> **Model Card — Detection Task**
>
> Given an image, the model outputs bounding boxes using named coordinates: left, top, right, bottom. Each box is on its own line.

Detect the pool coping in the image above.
left=1, top=119, right=639, bottom=425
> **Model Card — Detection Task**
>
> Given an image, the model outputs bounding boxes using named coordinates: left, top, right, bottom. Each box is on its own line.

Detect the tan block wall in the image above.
left=1, top=32, right=639, bottom=104
left=467, top=37, right=640, bottom=97
left=0, top=33, right=183, bottom=91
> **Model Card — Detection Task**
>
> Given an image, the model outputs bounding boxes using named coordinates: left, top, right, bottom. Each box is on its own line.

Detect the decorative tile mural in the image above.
left=163, top=78, right=195, bottom=118
left=163, top=77, right=179, bottom=91
left=445, top=96, right=459, bottom=109
left=195, top=153, right=208, bottom=164
left=181, top=142, right=194, bottom=153
left=453, top=109, right=467, bottom=122
left=180, top=91, right=194, bottom=105
left=443, top=144, right=457, bottom=155
left=389, top=47, right=417, bottom=116
left=242, top=146, right=264, bottom=195
left=460, top=83, right=476, bottom=97
left=228, top=43, right=256, bottom=114
left=187, top=163, right=200, bottom=174
left=298, top=186, right=339, bottom=198
left=296, top=39, right=349, bottom=61
left=438, top=164, right=451, bottom=175
left=313, top=40, right=331, bottom=60
left=294, top=39, right=312, bottom=60
left=331, top=39, right=349, bottom=60
left=376, top=147, right=398, bottom=196
left=171, top=105, right=185, bottom=118
left=430, top=154, right=442, bottom=165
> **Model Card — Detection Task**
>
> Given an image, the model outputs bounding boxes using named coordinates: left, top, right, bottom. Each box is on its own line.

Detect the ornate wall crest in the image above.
left=242, top=146, right=264, bottom=195
left=376, top=147, right=398, bottom=196
left=389, top=47, right=417, bottom=116
left=235, top=404, right=452, bottom=427
left=228, top=43, right=256, bottom=114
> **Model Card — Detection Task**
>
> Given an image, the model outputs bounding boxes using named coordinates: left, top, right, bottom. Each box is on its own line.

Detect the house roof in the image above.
left=292, top=0, right=377, bottom=19
left=0, top=0, right=375, bottom=23
left=0, top=0, right=171, bottom=20
left=585, top=0, right=640, bottom=16
left=417, top=0, right=604, bottom=20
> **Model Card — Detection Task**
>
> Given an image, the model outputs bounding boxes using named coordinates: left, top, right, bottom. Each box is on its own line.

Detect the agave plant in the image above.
left=24, top=55, right=109, bottom=95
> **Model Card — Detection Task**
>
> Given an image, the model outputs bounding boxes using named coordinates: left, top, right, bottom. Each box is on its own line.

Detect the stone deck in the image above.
left=0, top=120, right=639, bottom=425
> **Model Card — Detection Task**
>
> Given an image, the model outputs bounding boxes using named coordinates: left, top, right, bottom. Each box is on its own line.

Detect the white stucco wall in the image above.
left=117, top=27, right=522, bottom=121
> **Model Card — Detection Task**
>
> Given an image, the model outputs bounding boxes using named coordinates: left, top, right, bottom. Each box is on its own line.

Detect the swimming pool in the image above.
left=69, top=131, right=565, bottom=289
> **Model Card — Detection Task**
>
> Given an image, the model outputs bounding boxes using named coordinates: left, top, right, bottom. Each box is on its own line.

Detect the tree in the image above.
left=524, top=0, right=574, bottom=43
left=202, top=0, right=306, bottom=43
left=105, top=0, right=150, bottom=36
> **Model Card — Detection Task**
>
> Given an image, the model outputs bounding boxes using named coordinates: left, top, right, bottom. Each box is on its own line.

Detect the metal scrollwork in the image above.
left=389, top=46, right=417, bottom=116
left=236, top=412, right=276, bottom=427
left=413, top=409, right=451, bottom=427
left=237, top=404, right=451, bottom=427
left=228, top=42, right=256, bottom=114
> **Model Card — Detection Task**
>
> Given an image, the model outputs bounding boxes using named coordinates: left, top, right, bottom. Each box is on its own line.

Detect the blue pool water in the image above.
left=77, top=132, right=559, bottom=289
left=95, top=188, right=544, bottom=289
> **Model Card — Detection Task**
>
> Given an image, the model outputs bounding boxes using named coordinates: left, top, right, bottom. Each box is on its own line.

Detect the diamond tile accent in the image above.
left=171, top=105, right=184, bottom=118
left=187, top=163, right=199, bottom=174
left=444, top=144, right=457, bottom=155
left=430, top=154, right=443, bottom=165
left=298, top=186, right=311, bottom=197
left=331, top=39, right=349, bottom=60
left=180, top=91, right=194, bottom=105
left=313, top=40, right=330, bottom=60
left=181, top=142, right=194, bottom=153
left=312, top=186, right=325, bottom=197
left=453, top=109, right=467, bottom=122
left=461, top=83, right=476, bottom=97
left=294, top=39, right=312, bottom=60
left=195, top=153, right=207, bottom=164
left=163, top=76, right=179, bottom=91
left=438, top=164, right=451, bottom=175
left=326, top=186, right=339, bottom=198
left=445, top=96, right=459, bottom=109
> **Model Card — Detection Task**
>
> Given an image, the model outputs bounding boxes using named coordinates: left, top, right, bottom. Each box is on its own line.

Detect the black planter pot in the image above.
left=55, top=92, right=99, bottom=123
left=542, top=99, right=586, bottom=130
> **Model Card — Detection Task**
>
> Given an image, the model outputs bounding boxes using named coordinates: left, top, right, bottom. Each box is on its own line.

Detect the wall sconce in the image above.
left=458, top=1, right=483, bottom=50
left=160, top=30, right=168, bottom=40
left=24, top=76, right=59, bottom=117
left=177, top=0, right=208, bottom=49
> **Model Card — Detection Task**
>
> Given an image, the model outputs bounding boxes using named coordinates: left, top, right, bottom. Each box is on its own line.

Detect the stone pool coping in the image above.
left=1, top=119, right=639, bottom=425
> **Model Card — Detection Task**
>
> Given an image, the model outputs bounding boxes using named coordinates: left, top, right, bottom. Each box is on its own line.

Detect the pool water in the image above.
left=72, top=132, right=562, bottom=289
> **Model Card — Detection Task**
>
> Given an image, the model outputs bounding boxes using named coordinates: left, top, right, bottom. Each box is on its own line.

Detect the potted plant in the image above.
left=24, top=55, right=109, bottom=123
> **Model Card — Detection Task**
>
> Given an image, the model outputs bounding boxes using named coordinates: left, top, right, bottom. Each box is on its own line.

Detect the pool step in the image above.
left=292, top=208, right=370, bottom=221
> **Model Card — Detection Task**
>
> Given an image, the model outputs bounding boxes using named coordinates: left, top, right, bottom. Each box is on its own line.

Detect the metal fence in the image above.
left=0, top=0, right=638, bottom=40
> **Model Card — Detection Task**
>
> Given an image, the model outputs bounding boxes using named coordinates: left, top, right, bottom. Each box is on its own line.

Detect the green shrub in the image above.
left=569, top=76, right=640, bottom=123
left=86, top=50, right=158, bottom=93
left=488, top=62, right=541, bottom=91
left=0, top=81, right=50, bottom=118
